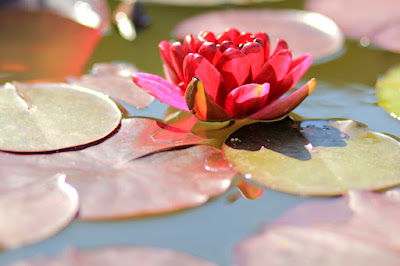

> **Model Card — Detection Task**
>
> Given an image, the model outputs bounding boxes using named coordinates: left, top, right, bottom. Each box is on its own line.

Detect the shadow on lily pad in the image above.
left=225, top=117, right=348, bottom=161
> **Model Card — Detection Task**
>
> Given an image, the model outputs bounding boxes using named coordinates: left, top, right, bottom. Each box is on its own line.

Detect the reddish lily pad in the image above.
left=70, top=144, right=236, bottom=220
left=0, top=118, right=235, bottom=221
left=1, top=0, right=109, bottom=31
left=305, top=0, right=400, bottom=53
left=376, top=65, right=400, bottom=120
left=68, top=62, right=154, bottom=108
left=223, top=118, right=400, bottom=196
left=8, top=246, right=217, bottom=266
left=0, top=170, right=78, bottom=249
left=173, top=9, right=344, bottom=62
left=0, top=82, right=121, bottom=152
left=234, top=189, right=400, bottom=266
left=0, top=10, right=102, bottom=82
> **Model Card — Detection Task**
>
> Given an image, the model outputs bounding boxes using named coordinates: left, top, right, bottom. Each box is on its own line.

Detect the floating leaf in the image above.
left=0, top=118, right=235, bottom=221
left=173, top=9, right=343, bottom=62
left=68, top=62, right=154, bottom=108
left=234, top=189, right=400, bottom=266
left=70, top=145, right=236, bottom=220
left=0, top=0, right=109, bottom=31
left=0, top=10, right=102, bottom=82
left=0, top=170, right=78, bottom=249
left=8, top=246, right=217, bottom=266
left=223, top=118, right=400, bottom=196
left=305, top=0, right=400, bottom=53
left=376, top=65, right=400, bottom=120
left=0, top=82, right=122, bottom=152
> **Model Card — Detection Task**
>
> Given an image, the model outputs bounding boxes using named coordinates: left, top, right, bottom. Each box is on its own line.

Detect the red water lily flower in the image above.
left=132, top=28, right=315, bottom=121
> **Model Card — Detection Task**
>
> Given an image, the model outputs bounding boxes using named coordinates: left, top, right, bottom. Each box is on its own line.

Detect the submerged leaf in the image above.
left=68, top=62, right=154, bottom=109
left=173, top=9, right=343, bottom=62
left=0, top=170, right=78, bottom=249
left=8, top=246, right=218, bottom=266
left=0, top=82, right=122, bottom=152
left=0, top=118, right=235, bottom=221
left=234, top=189, right=400, bottom=266
left=376, top=65, right=400, bottom=120
left=223, top=118, right=400, bottom=196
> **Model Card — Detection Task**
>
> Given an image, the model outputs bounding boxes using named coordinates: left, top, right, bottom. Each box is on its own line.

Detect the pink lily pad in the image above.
left=223, top=118, right=400, bottom=196
left=0, top=82, right=122, bottom=153
left=234, top=189, right=400, bottom=266
left=305, top=0, right=400, bottom=53
left=0, top=169, right=78, bottom=249
left=173, top=9, right=344, bottom=62
left=8, top=246, right=217, bottom=266
left=68, top=62, right=154, bottom=109
left=70, top=144, right=236, bottom=220
left=137, top=0, right=280, bottom=6
left=0, top=118, right=236, bottom=221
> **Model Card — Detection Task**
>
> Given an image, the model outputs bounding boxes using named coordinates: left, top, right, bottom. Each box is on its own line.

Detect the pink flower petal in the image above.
left=275, top=53, right=313, bottom=100
left=183, top=34, right=197, bottom=54
left=198, top=42, right=222, bottom=66
left=250, top=78, right=316, bottom=120
left=241, top=42, right=265, bottom=79
left=225, top=83, right=270, bottom=118
left=216, top=48, right=252, bottom=96
left=170, top=42, right=186, bottom=85
left=235, top=32, right=254, bottom=46
left=159, top=41, right=181, bottom=86
left=218, top=28, right=240, bottom=43
left=162, top=63, right=181, bottom=88
left=199, top=30, right=217, bottom=42
left=183, top=53, right=224, bottom=106
left=270, top=38, right=289, bottom=58
left=159, top=40, right=173, bottom=66
left=132, top=73, right=189, bottom=111
left=219, top=41, right=236, bottom=53
left=253, top=49, right=292, bottom=98
left=254, top=32, right=271, bottom=60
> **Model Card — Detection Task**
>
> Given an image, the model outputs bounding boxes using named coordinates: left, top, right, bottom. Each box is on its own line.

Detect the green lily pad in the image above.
left=0, top=82, right=122, bottom=152
left=376, top=65, right=400, bottom=120
left=223, top=118, right=400, bottom=196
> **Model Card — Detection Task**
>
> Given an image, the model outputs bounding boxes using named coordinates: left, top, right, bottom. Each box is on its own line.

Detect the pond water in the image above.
left=1, top=0, right=400, bottom=265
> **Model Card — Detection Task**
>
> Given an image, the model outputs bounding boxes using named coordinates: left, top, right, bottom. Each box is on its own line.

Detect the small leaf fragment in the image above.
left=376, top=65, right=400, bottom=119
